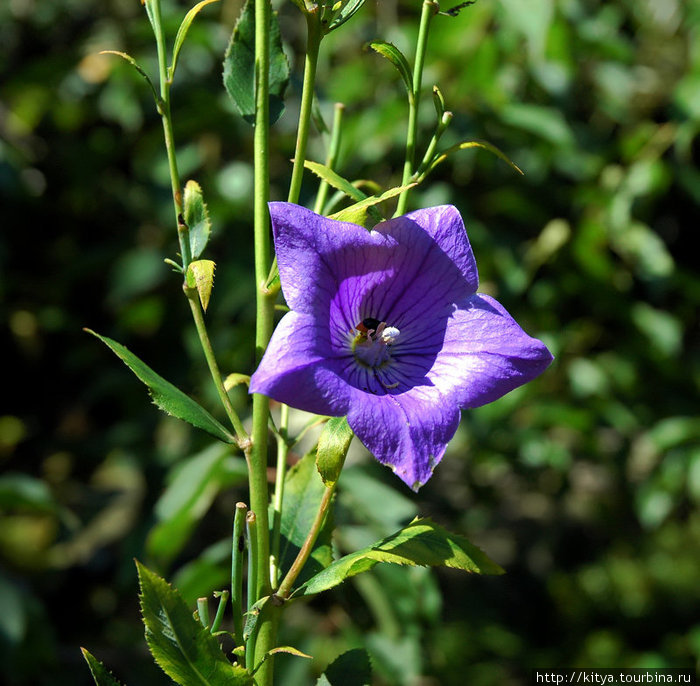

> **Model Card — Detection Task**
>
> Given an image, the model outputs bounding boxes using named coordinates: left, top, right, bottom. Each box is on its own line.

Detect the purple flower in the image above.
left=250, top=203, right=553, bottom=490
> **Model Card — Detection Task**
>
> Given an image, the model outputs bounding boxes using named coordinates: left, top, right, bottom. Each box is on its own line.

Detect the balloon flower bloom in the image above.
left=250, top=203, right=553, bottom=490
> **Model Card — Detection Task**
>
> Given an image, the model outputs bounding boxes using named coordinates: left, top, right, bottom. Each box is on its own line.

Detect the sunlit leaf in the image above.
left=327, top=0, right=367, bottom=32
left=99, top=50, right=158, bottom=103
left=369, top=41, right=413, bottom=101
left=184, top=180, right=212, bottom=260
left=296, top=518, right=503, bottom=597
left=329, top=183, right=416, bottom=225
left=424, top=140, right=523, bottom=177
left=85, top=330, right=236, bottom=444
left=186, top=260, right=216, bottom=312
left=316, top=416, right=353, bottom=486
left=171, top=0, right=220, bottom=77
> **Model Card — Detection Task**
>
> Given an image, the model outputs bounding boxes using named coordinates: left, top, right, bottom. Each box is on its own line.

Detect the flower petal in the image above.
left=346, top=385, right=460, bottom=490
left=427, top=294, right=553, bottom=408
left=249, top=311, right=352, bottom=416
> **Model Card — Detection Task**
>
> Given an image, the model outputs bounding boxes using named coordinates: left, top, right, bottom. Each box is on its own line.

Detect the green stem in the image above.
left=149, top=0, right=191, bottom=268
left=287, top=13, right=322, bottom=205
left=245, top=511, right=259, bottom=672
left=313, top=102, right=345, bottom=214
left=270, top=403, right=289, bottom=588
left=395, top=0, right=438, bottom=217
left=231, top=501, right=248, bottom=645
left=276, top=484, right=335, bottom=599
left=250, top=0, right=276, bottom=681
left=186, top=290, right=248, bottom=444
left=210, top=591, right=229, bottom=634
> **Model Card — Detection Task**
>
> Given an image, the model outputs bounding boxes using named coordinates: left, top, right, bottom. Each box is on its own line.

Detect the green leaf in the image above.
left=327, top=0, right=367, bottom=32
left=85, top=330, right=236, bottom=445
left=99, top=50, right=158, bottom=103
left=171, top=0, right=220, bottom=77
left=303, top=160, right=368, bottom=204
left=329, top=183, right=416, bottom=226
left=81, top=649, right=125, bottom=686
left=184, top=180, right=212, bottom=260
left=148, top=445, right=247, bottom=566
left=296, top=518, right=504, bottom=597
left=253, top=645, right=312, bottom=675
left=186, top=260, right=216, bottom=312
left=242, top=595, right=269, bottom=642
left=368, top=41, right=414, bottom=101
left=316, top=649, right=372, bottom=686
left=223, top=0, right=290, bottom=125
left=424, top=140, right=523, bottom=178
left=316, top=417, right=353, bottom=486
left=278, top=450, right=334, bottom=585
left=137, top=562, right=252, bottom=685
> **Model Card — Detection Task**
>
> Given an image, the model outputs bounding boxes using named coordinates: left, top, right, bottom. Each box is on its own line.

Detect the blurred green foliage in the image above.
left=1, top=0, right=698, bottom=684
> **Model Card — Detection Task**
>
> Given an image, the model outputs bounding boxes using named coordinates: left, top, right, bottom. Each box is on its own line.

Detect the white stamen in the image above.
left=379, top=326, right=400, bottom=345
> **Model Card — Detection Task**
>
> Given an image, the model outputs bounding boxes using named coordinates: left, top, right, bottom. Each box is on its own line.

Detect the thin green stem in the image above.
left=276, top=484, right=335, bottom=599
left=395, top=0, right=438, bottom=217
left=149, top=0, right=191, bottom=268
left=313, top=102, right=345, bottom=214
left=231, top=501, right=248, bottom=645
left=287, top=13, right=322, bottom=205
left=210, top=591, right=229, bottom=634
left=270, top=403, right=289, bottom=587
left=245, top=511, right=259, bottom=672
left=186, top=290, right=248, bottom=444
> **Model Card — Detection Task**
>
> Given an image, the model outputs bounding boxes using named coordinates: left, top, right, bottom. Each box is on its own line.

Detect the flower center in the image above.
left=352, top=318, right=401, bottom=368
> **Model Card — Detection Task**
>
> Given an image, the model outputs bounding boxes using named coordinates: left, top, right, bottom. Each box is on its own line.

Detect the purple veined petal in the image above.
left=346, top=384, right=461, bottom=491
left=426, top=293, right=554, bottom=408
left=249, top=310, right=352, bottom=416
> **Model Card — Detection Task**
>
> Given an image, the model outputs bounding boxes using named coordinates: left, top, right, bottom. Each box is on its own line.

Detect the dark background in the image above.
left=2, top=0, right=699, bottom=684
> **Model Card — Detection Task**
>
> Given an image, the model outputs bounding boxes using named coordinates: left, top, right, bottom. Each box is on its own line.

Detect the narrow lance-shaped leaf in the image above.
left=184, top=180, right=212, bottom=260
left=81, top=649, right=125, bottom=686
left=85, top=330, right=236, bottom=444
left=295, top=518, right=504, bottom=597
left=186, top=259, right=216, bottom=312
left=304, top=160, right=369, bottom=204
left=99, top=51, right=158, bottom=103
left=171, top=0, right=220, bottom=77
left=329, top=183, right=417, bottom=226
left=369, top=41, right=414, bottom=102
left=223, top=0, right=290, bottom=125
left=316, top=416, right=354, bottom=486
left=137, top=561, right=252, bottom=685
left=425, top=140, right=524, bottom=177
left=327, top=0, right=367, bottom=32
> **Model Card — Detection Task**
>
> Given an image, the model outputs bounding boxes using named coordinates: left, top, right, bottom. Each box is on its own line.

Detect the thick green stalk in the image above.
left=231, top=501, right=248, bottom=645
left=249, top=0, right=275, bottom=681
left=395, top=0, right=438, bottom=217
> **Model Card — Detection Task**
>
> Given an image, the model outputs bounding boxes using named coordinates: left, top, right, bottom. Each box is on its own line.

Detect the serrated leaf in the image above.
left=304, top=160, right=368, bottom=203
left=81, top=649, right=125, bottom=686
left=316, top=649, right=372, bottom=686
left=278, top=450, right=334, bottom=585
left=137, top=562, right=252, bottom=685
left=329, top=183, right=416, bottom=225
left=186, top=260, right=216, bottom=312
left=425, top=140, right=523, bottom=177
left=327, top=0, right=367, bottom=32
left=295, top=518, right=504, bottom=597
left=172, top=0, right=220, bottom=77
left=316, top=417, right=353, bottom=486
left=223, top=0, right=290, bottom=125
left=254, top=645, right=312, bottom=675
left=100, top=50, right=158, bottom=102
left=369, top=41, right=413, bottom=101
left=86, top=330, right=236, bottom=445
left=184, top=180, right=212, bottom=260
